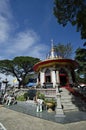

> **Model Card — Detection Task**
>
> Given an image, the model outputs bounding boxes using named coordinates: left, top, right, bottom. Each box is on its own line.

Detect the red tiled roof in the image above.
left=33, top=59, right=78, bottom=72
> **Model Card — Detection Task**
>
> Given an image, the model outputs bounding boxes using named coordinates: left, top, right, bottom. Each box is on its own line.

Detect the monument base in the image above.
left=55, top=108, right=65, bottom=117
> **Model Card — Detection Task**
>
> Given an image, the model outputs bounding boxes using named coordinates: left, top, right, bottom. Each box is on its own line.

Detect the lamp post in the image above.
left=2, top=78, right=8, bottom=93
left=0, top=82, right=1, bottom=90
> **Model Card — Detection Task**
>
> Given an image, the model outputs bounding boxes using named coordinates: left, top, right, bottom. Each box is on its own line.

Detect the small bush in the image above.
left=37, top=92, right=45, bottom=100
left=44, top=98, right=56, bottom=111
left=16, top=95, right=26, bottom=101
left=44, top=98, right=56, bottom=105
left=24, top=92, right=28, bottom=100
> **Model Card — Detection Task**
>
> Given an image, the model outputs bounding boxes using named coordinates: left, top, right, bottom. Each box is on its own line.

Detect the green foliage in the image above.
left=37, top=92, right=45, bottom=100
left=54, top=43, right=73, bottom=58
left=53, top=0, right=86, bottom=39
left=24, top=92, right=28, bottom=100
left=44, top=98, right=56, bottom=104
left=44, top=98, right=56, bottom=110
left=16, top=92, right=29, bottom=101
left=0, top=59, right=13, bottom=75
left=75, top=47, right=86, bottom=83
left=16, top=95, right=26, bottom=101
left=75, top=48, right=86, bottom=62
left=0, top=56, right=40, bottom=88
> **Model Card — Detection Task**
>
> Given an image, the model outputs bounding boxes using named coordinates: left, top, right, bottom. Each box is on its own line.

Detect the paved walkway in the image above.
left=0, top=102, right=86, bottom=130
left=4, top=101, right=86, bottom=123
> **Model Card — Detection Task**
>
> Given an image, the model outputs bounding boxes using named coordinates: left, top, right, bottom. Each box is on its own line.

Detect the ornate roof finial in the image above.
left=51, top=39, right=54, bottom=49
left=50, top=39, right=55, bottom=59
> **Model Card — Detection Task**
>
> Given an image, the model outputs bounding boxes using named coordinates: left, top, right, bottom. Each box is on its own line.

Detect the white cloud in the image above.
left=27, top=44, right=49, bottom=59
left=0, top=0, right=11, bottom=43
left=6, top=30, right=48, bottom=59
left=0, top=0, right=11, bottom=19
left=0, top=16, right=10, bottom=43
left=11, top=30, right=39, bottom=52
left=0, top=0, right=49, bottom=84
left=5, top=30, right=39, bottom=54
left=0, top=0, right=48, bottom=60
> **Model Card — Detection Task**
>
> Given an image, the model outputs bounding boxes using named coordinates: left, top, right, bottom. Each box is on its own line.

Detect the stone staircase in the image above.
left=60, top=87, right=86, bottom=112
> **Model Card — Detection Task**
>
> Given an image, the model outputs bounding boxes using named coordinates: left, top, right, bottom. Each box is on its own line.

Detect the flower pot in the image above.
left=46, top=102, right=55, bottom=112
left=46, top=102, right=54, bottom=108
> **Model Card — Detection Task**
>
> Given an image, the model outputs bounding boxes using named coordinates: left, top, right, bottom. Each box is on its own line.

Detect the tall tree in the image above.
left=75, top=47, right=86, bottom=83
left=0, top=56, right=40, bottom=88
left=54, top=43, right=73, bottom=58
left=53, top=0, right=86, bottom=40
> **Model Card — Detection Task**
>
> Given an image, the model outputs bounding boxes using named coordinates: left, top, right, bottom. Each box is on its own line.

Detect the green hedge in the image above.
left=16, top=92, right=28, bottom=101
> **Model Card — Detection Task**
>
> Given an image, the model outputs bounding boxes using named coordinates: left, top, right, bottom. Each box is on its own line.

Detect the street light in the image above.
left=2, top=78, right=8, bottom=93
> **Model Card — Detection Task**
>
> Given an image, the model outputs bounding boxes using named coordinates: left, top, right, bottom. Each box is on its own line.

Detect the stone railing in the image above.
left=36, top=88, right=56, bottom=98
left=15, top=88, right=56, bottom=98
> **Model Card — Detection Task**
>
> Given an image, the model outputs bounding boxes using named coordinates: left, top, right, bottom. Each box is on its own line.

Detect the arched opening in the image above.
left=59, top=68, right=68, bottom=86
left=38, top=72, right=40, bottom=83
left=45, top=69, right=51, bottom=83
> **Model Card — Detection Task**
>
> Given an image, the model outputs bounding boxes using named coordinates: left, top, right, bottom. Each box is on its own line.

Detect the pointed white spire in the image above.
left=46, top=40, right=63, bottom=60
left=51, top=39, right=54, bottom=49
left=50, top=39, right=55, bottom=59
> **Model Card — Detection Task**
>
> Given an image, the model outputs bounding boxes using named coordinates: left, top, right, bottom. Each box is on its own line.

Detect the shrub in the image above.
left=37, top=92, right=45, bottom=100
left=24, top=92, right=28, bottom=100
left=44, top=98, right=56, bottom=104
left=44, top=98, right=56, bottom=111
left=16, top=95, right=26, bottom=101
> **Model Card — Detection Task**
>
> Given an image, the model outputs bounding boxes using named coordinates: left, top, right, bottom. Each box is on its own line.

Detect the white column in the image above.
left=56, top=70, right=60, bottom=85
left=40, top=71, right=45, bottom=87
left=68, top=71, right=73, bottom=84
left=51, top=70, right=56, bottom=88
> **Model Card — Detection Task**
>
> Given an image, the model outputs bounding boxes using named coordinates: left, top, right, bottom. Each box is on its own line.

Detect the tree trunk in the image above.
left=18, top=80, right=25, bottom=89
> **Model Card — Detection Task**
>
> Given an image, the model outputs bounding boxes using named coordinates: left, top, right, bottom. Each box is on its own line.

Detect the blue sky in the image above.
left=0, top=0, right=85, bottom=61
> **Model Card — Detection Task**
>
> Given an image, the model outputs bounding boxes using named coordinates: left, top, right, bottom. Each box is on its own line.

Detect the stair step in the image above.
left=61, top=98, right=82, bottom=102
left=64, top=107, right=79, bottom=112
left=63, top=105, right=79, bottom=110
left=60, top=87, right=86, bottom=112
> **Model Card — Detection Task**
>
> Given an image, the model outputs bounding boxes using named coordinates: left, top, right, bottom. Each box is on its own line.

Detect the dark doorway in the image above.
left=59, top=68, right=68, bottom=86
left=60, top=74, right=67, bottom=86
left=45, top=69, right=51, bottom=83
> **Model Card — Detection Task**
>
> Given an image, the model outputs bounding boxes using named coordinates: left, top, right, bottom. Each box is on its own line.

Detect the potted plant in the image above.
left=44, top=98, right=56, bottom=112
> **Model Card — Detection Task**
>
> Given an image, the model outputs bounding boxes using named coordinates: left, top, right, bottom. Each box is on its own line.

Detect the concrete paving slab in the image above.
left=0, top=107, right=86, bottom=130
left=4, top=101, right=86, bottom=124
left=0, top=107, right=66, bottom=130
left=0, top=122, right=7, bottom=130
